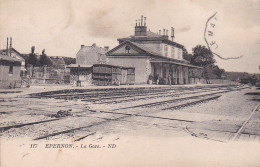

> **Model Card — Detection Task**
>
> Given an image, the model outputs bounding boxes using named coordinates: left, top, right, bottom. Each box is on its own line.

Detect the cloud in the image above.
left=0, top=0, right=259, bottom=73
left=177, top=26, right=191, bottom=33
left=86, top=6, right=121, bottom=38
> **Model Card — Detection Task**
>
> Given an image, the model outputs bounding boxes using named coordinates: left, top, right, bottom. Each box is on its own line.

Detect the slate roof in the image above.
left=117, top=30, right=184, bottom=48
left=0, top=48, right=25, bottom=61
left=78, top=45, right=107, bottom=55
left=131, top=42, right=161, bottom=56
left=76, top=44, right=108, bottom=65
left=0, top=53, right=22, bottom=66
left=0, top=53, right=21, bottom=62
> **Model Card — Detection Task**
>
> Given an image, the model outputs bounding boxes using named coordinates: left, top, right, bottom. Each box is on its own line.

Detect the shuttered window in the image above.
left=9, top=66, right=13, bottom=74
left=164, top=45, right=168, bottom=57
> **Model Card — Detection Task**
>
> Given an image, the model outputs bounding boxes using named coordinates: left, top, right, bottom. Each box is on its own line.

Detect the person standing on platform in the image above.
left=168, top=73, right=172, bottom=85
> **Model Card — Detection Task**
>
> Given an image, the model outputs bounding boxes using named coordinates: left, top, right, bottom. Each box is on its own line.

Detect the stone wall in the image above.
left=26, top=66, right=70, bottom=85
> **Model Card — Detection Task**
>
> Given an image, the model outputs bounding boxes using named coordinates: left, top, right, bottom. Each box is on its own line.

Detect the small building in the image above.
left=66, top=43, right=110, bottom=86
left=66, top=64, right=92, bottom=87
left=0, top=38, right=26, bottom=77
left=76, top=43, right=109, bottom=65
left=106, top=16, right=200, bottom=84
left=0, top=53, right=22, bottom=89
left=92, top=64, right=135, bottom=86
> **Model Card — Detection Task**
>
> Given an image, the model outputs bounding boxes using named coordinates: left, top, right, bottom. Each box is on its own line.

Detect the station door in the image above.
left=121, top=69, right=128, bottom=84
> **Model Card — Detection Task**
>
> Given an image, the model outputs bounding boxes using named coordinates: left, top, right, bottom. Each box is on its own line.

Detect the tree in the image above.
left=213, top=65, right=225, bottom=79
left=28, top=46, right=37, bottom=67
left=182, top=47, right=193, bottom=62
left=190, top=45, right=216, bottom=83
left=191, top=45, right=215, bottom=66
left=39, top=49, right=52, bottom=66
left=63, top=57, right=76, bottom=65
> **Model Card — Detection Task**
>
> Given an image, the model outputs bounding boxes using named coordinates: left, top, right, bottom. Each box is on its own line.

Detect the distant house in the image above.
left=76, top=43, right=109, bottom=65
left=0, top=53, right=22, bottom=88
left=49, top=57, right=66, bottom=69
left=0, top=48, right=26, bottom=77
left=66, top=43, right=109, bottom=86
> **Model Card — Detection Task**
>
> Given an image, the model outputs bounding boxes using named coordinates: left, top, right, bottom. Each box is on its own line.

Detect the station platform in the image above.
left=0, top=83, right=240, bottom=99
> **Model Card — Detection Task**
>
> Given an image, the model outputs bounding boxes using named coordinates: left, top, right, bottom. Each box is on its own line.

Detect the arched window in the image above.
left=125, top=45, right=131, bottom=53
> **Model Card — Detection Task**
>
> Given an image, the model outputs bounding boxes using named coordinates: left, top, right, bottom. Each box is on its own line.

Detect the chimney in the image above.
left=81, top=45, right=85, bottom=48
left=159, top=30, right=161, bottom=35
left=6, top=37, right=8, bottom=55
left=9, top=37, right=12, bottom=57
left=136, top=20, right=138, bottom=27
left=171, top=27, right=175, bottom=41
left=135, top=16, right=147, bottom=36
left=141, top=15, right=143, bottom=26
left=163, top=29, right=165, bottom=36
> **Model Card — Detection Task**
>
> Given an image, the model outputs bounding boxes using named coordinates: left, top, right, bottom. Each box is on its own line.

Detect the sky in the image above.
left=0, top=0, right=259, bottom=73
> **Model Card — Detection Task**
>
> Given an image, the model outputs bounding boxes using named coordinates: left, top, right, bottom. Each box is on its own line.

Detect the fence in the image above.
left=189, top=78, right=238, bottom=85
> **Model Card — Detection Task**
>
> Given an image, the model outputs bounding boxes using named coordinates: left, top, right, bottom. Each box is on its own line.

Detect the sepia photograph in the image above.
left=0, top=0, right=260, bottom=166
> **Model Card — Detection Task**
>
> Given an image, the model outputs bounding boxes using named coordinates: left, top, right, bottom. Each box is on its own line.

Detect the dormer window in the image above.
left=125, top=45, right=131, bottom=53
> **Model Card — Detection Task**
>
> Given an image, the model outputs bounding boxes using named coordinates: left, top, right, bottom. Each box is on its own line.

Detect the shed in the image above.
left=0, top=54, right=22, bottom=88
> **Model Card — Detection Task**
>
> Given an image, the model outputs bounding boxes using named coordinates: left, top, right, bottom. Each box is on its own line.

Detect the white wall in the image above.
left=107, top=56, right=150, bottom=84
left=160, top=43, right=183, bottom=60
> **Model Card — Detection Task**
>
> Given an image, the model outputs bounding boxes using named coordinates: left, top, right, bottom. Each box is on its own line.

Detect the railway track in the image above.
left=1, top=84, right=251, bottom=141
left=111, top=91, right=227, bottom=111
left=92, top=88, right=220, bottom=104
left=34, top=93, right=229, bottom=140
left=0, top=118, right=59, bottom=132
left=230, top=103, right=260, bottom=141
left=0, top=89, right=223, bottom=137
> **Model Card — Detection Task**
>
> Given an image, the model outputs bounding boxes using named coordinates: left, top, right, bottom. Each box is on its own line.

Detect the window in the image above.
left=171, top=47, right=175, bottom=59
left=164, top=45, right=168, bottom=57
left=178, top=49, right=183, bottom=59
left=9, top=66, right=13, bottom=74
left=178, top=49, right=181, bottom=59
left=125, top=45, right=131, bottom=53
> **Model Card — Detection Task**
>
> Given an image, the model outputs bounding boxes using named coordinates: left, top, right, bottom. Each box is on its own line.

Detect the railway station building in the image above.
left=106, top=16, right=200, bottom=85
